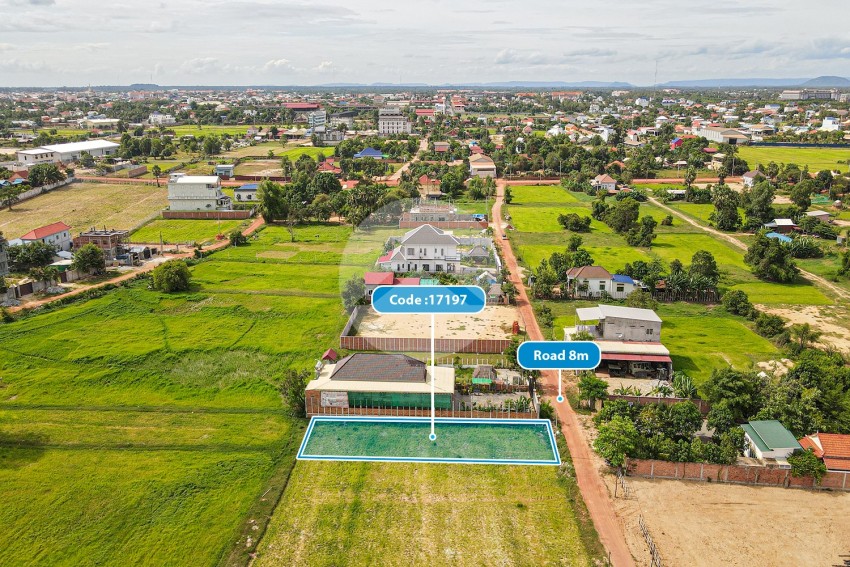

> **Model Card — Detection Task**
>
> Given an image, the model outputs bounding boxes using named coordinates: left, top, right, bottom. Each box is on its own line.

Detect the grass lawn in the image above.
left=170, top=125, right=276, bottom=138
left=130, top=218, right=248, bottom=245
left=736, top=146, right=850, bottom=173
left=0, top=181, right=167, bottom=238
left=255, top=440, right=604, bottom=566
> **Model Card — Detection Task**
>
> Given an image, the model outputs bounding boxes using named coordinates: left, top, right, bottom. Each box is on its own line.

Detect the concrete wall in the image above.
left=625, top=457, right=850, bottom=491
left=602, top=316, right=662, bottom=342
left=161, top=210, right=251, bottom=220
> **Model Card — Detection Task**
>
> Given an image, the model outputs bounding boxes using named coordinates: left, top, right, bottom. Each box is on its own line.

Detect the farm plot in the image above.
left=736, top=146, right=850, bottom=173
left=130, top=218, right=248, bottom=245
left=0, top=182, right=167, bottom=238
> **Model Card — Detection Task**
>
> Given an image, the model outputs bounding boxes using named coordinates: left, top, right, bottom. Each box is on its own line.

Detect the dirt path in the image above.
left=493, top=180, right=635, bottom=567
left=648, top=196, right=850, bottom=302
left=8, top=217, right=265, bottom=313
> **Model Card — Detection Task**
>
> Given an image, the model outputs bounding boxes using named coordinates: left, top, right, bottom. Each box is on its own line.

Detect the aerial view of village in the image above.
left=2, top=1, right=850, bottom=566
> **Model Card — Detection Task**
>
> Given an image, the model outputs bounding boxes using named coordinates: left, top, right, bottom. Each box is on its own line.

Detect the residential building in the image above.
left=377, top=107, right=411, bottom=136
left=821, top=117, right=841, bottom=132
left=0, top=233, right=8, bottom=276
left=804, top=210, right=831, bottom=224
left=354, top=147, right=384, bottom=159
left=19, top=221, right=72, bottom=252
left=167, top=175, right=232, bottom=211
left=564, top=304, right=671, bottom=378
left=377, top=224, right=461, bottom=273
left=799, top=433, right=850, bottom=472
left=763, top=218, right=798, bottom=233
left=692, top=126, right=750, bottom=145
left=16, top=140, right=120, bottom=165
left=72, top=228, right=129, bottom=261
left=214, top=164, right=235, bottom=177
left=742, top=170, right=766, bottom=188
left=742, top=420, right=801, bottom=463
left=305, top=353, right=455, bottom=415
left=329, top=111, right=356, bottom=128
left=468, top=153, right=496, bottom=178
left=400, top=203, right=483, bottom=228
left=307, top=110, right=327, bottom=130
left=565, top=266, right=639, bottom=299
left=591, top=174, right=618, bottom=192
left=234, top=183, right=258, bottom=202
left=432, top=141, right=450, bottom=154
left=148, top=111, right=176, bottom=126
left=363, top=271, right=394, bottom=299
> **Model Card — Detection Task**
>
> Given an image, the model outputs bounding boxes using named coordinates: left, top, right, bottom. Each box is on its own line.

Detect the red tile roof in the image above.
left=20, top=221, right=71, bottom=240
left=364, top=272, right=394, bottom=285
left=800, top=433, right=850, bottom=471
left=394, top=277, right=420, bottom=285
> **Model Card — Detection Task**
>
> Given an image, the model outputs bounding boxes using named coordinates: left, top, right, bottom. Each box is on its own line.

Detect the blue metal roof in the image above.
left=237, top=183, right=258, bottom=190
left=354, top=147, right=383, bottom=158
left=612, top=274, right=634, bottom=284
left=765, top=232, right=792, bottom=243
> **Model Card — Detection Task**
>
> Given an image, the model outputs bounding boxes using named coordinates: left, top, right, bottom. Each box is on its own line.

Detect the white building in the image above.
left=591, top=174, right=617, bottom=192
left=148, top=112, right=176, bottom=126
left=742, top=420, right=801, bottom=464
left=308, top=110, right=327, bottom=130
left=821, top=117, right=841, bottom=132
left=377, top=224, right=461, bottom=273
left=78, top=118, right=121, bottom=129
left=167, top=175, right=232, bottom=211
left=692, top=126, right=750, bottom=145
left=16, top=140, right=120, bottom=165
left=19, top=221, right=72, bottom=252
left=377, top=107, right=411, bottom=136
left=565, top=266, right=639, bottom=299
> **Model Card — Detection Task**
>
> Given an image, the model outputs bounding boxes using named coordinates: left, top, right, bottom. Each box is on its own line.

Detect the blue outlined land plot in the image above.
left=297, top=416, right=561, bottom=465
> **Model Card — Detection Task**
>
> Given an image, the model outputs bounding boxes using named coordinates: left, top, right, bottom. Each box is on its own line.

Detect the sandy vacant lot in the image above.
left=611, top=477, right=850, bottom=567
left=0, top=181, right=166, bottom=238
left=356, top=305, right=522, bottom=340
left=759, top=303, right=850, bottom=353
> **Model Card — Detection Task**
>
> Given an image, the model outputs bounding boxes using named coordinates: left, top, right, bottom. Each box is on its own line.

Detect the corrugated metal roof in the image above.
left=330, top=353, right=426, bottom=383
left=745, top=420, right=801, bottom=452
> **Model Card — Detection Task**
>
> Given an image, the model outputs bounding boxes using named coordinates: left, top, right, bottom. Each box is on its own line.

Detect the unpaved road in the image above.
left=493, top=180, right=636, bottom=567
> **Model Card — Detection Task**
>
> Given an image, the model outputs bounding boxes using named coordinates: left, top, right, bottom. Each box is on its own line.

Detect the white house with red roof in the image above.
left=591, top=174, right=618, bottom=193
left=19, top=221, right=72, bottom=251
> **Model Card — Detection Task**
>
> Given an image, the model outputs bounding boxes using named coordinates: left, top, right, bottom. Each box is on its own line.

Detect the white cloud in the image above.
left=263, top=58, right=296, bottom=71
left=314, top=60, right=334, bottom=72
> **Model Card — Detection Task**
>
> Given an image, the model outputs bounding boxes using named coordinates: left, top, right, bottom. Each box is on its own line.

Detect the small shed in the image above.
left=214, top=164, right=235, bottom=177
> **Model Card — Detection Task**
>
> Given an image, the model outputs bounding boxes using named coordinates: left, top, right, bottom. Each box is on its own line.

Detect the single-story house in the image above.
left=465, top=245, right=490, bottom=262
left=468, top=153, right=496, bottom=178
left=487, top=283, right=505, bottom=304
left=234, top=183, right=258, bottom=202
left=363, top=271, right=394, bottom=299
left=804, top=210, right=831, bottom=224
left=742, top=420, right=801, bottom=463
left=763, top=218, right=798, bottom=234
left=591, top=174, right=617, bottom=193
left=353, top=147, right=384, bottom=159
left=433, top=141, right=450, bottom=153
left=799, top=432, right=850, bottom=472
left=214, top=164, right=235, bottom=177
left=305, top=353, right=455, bottom=415
left=566, top=266, right=639, bottom=300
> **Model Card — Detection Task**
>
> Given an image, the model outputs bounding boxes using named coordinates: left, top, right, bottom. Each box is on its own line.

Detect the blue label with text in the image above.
left=371, top=285, right=486, bottom=314
left=516, top=341, right=602, bottom=370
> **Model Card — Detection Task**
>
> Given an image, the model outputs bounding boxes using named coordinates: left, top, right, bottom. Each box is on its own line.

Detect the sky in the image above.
left=1, top=0, right=849, bottom=87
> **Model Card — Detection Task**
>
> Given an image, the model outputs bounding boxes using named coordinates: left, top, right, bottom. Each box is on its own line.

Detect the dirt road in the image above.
left=493, top=180, right=635, bottom=566
left=9, top=216, right=266, bottom=313
left=648, top=196, right=850, bottom=302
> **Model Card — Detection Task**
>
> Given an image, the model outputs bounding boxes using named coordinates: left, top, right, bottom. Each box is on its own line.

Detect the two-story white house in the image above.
left=591, top=174, right=618, bottom=192
left=377, top=224, right=461, bottom=273
left=167, top=175, right=232, bottom=211
left=19, top=221, right=72, bottom=252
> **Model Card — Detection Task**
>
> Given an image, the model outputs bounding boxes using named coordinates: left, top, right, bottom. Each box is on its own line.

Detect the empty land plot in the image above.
left=622, top=478, right=850, bottom=567
left=736, top=146, right=850, bottom=172
left=130, top=218, right=247, bottom=245
left=356, top=305, right=520, bottom=340
left=254, top=457, right=603, bottom=567
left=0, top=182, right=167, bottom=238
left=234, top=159, right=283, bottom=176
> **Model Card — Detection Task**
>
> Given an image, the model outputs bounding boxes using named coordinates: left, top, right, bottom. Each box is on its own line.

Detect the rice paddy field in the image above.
left=0, top=181, right=167, bottom=238
left=0, top=221, right=604, bottom=565
left=736, top=146, right=850, bottom=173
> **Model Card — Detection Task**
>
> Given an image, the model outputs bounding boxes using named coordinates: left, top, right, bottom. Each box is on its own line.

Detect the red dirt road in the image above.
left=493, top=180, right=635, bottom=566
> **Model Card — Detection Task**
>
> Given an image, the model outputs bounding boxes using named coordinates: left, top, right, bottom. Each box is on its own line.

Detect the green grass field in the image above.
left=0, top=220, right=605, bottom=565
left=255, top=441, right=603, bottom=566
left=130, top=218, right=248, bottom=245
left=737, top=146, right=850, bottom=173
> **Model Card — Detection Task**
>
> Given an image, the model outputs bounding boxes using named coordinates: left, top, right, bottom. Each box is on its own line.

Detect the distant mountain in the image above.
left=659, top=78, right=811, bottom=88
left=802, top=75, right=850, bottom=87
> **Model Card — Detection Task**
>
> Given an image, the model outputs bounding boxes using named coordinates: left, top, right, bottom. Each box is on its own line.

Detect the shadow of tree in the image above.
left=0, top=431, right=48, bottom=470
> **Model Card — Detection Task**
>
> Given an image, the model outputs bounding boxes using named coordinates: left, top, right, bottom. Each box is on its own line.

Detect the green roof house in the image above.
left=742, top=420, right=802, bottom=461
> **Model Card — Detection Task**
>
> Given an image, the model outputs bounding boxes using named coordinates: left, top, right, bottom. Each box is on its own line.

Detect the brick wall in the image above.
left=162, top=210, right=252, bottom=220
left=340, top=335, right=512, bottom=354
left=624, top=457, right=850, bottom=491
left=399, top=221, right=488, bottom=230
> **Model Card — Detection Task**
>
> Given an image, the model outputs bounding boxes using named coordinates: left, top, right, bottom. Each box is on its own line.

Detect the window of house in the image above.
left=423, top=264, right=430, bottom=272
left=436, top=264, right=443, bottom=272
left=599, top=282, right=606, bottom=291
left=616, top=284, right=624, bottom=292
left=407, top=248, right=414, bottom=255
left=646, top=328, right=654, bottom=335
